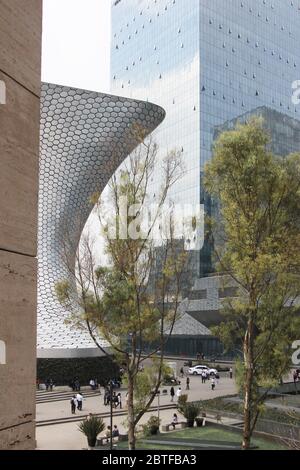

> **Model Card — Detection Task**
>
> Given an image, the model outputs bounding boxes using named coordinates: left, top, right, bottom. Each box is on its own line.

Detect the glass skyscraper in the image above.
left=111, top=0, right=300, bottom=276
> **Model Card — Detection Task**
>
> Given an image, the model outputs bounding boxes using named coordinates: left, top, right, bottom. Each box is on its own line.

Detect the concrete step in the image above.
left=36, top=403, right=176, bottom=427
left=36, top=389, right=101, bottom=404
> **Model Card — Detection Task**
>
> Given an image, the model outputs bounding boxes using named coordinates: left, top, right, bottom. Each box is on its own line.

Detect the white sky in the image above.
left=42, top=0, right=111, bottom=92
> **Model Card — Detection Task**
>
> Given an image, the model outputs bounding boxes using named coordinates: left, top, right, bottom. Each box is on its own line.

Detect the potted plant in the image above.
left=78, top=416, right=105, bottom=448
left=142, top=416, right=161, bottom=436
left=178, top=402, right=202, bottom=428
left=195, top=417, right=204, bottom=427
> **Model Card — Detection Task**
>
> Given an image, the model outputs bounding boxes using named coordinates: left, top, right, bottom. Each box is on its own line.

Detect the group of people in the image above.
left=104, top=425, right=120, bottom=443
left=89, top=378, right=99, bottom=391
left=170, top=386, right=182, bottom=402
left=104, top=388, right=122, bottom=408
left=70, top=377, right=81, bottom=392
left=70, top=392, right=84, bottom=413
left=201, top=370, right=210, bottom=383
left=44, top=378, right=54, bottom=391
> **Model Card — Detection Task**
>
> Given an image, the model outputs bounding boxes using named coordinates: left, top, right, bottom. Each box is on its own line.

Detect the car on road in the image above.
left=188, top=365, right=219, bottom=377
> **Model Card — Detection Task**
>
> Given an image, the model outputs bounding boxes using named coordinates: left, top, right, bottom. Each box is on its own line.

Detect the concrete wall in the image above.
left=0, top=0, right=42, bottom=450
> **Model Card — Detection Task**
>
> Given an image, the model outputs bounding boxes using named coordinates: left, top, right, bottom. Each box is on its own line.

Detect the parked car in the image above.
left=188, top=365, right=219, bottom=377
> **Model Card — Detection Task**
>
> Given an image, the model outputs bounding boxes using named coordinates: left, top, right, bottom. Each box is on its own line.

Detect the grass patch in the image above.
left=116, top=426, right=287, bottom=450
left=164, top=427, right=286, bottom=450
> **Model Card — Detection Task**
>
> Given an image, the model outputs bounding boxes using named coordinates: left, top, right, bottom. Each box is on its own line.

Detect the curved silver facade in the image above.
left=38, top=83, right=165, bottom=353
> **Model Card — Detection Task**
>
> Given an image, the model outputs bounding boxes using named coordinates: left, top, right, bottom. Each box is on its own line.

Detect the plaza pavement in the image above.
left=36, top=375, right=237, bottom=450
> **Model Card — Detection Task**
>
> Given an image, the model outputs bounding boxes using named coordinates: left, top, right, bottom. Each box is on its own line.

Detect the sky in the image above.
left=42, top=0, right=111, bottom=92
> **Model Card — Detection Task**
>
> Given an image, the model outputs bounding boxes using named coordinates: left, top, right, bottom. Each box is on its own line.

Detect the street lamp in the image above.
left=157, top=390, right=161, bottom=421
left=109, top=380, right=113, bottom=450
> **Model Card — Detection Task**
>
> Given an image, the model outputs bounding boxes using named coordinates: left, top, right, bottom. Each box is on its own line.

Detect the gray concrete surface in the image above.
left=36, top=375, right=237, bottom=449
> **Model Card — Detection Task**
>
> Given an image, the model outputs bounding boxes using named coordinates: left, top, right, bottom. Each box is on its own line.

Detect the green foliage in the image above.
left=88, top=268, right=161, bottom=350
left=177, top=394, right=188, bottom=411
left=142, top=416, right=161, bottom=437
left=55, top=280, right=72, bottom=304
left=178, top=402, right=202, bottom=421
left=204, top=117, right=300, bottom=447
left=37, top=357, right=120, bottom=386
left=123, top=361, right=171, bottom=416
left=55, top=129, right=186, bottom=450
left=78, top=416, right=105, bottom=439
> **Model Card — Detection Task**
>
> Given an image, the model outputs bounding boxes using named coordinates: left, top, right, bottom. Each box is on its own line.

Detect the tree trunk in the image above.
left=127, top=376, right=136, bottom=450
left=242, top=317, right=254, bottom=450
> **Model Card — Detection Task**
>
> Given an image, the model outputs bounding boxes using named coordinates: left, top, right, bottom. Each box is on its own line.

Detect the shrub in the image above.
left=78, top=416, right=105, bottom=447
left=177, top=394, right=188, bottom=411
left=142, top=416, right=161, bottom=437
left=178, top=402, right=202, bottom=427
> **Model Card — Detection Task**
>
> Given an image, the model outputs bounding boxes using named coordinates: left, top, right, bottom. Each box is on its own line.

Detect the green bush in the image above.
left=78, top=416, right=105, bottom=446
left=178, top=402, right=202, bottom=422
left=142, top=416, right=161, bottom=437
left=177, top=394, right=188, bottom=410
left=37, top=356, right=120, bottom=386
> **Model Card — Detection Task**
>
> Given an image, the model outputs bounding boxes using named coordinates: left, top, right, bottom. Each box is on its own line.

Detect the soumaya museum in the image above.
left=1, top=0, right=300, bottom=455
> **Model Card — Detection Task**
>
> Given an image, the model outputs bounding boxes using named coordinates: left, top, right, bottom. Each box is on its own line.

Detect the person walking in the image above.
left=201, top=371, right=206, bottom=384
left=104, top=387, right=109, bottom=406
left=117, top=392, right=122, bottom=409
left=211, top=378, right=215, bottom=391
left=112, top=391, right=118, bottom=408
left=229, top=367, right=233, bottom=379
left=170, top=386, right=175, bottom=402
left=186, top=377, right=190, bottom=390
left=70, top=379, right=75, bottom=391
left=70, top=395, right=77, bottom=414
left=176, top=387, right=182, bottom=401
left=76, top=392, right=83, bottom=411
left=49, top=378, right=54, bottom=391
left=180, top=367, right=184, bottom=378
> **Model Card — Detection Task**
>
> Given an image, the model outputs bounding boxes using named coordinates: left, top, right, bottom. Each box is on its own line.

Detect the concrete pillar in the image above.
left=0, top=0, right=42, bottom=449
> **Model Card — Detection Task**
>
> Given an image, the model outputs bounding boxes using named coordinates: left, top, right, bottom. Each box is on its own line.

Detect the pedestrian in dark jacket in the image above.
left=186, top=377, right=190, bottom=390
left=70, top=396, right=77, bottom=414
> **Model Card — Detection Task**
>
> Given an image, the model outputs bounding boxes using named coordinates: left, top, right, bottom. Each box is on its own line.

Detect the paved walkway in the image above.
left=36, top=376, right=237, bottom=450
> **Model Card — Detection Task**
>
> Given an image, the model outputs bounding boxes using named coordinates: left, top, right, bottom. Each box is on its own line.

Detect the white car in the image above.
left=188, top=365, right=218, bottom=377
